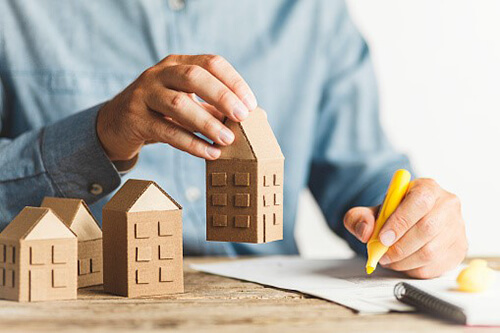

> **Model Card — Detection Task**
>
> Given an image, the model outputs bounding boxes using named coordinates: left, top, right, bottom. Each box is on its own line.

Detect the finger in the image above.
left=380, top=205, right=447, bottom=264
left=343, top=206, right=378, bottom=243
left=379, top=179, right=439, bottom=247
left=145, top=87, right=235, bottom=146
left=145, top=113, right=221, bottom=160
left=160, top=64, right=249, bottom=122
left=199, top=102, right=225, bottom=122
left=383, top=226, right=457, bottom=272
left=172, top=54, right=258, bottom=111
left=403, top=237, right=467, bottom=279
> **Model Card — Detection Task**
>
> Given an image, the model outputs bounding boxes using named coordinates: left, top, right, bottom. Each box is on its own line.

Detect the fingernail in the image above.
left=233, top=102, right=249, bottom=121
left=219, top=128, right=234, bottom=145
left=380, top=230, right=396, bottom=247
left=379, top=256, right=390, bottom=265
left=205, top=146, right=221, bottom=159
left=242, top=93, right=258, bottom=111
left=355, top=222, right=367, bottom=241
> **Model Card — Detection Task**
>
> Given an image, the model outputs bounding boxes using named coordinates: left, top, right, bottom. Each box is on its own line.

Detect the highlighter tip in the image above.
left=366, top=266, right=375, bottom=275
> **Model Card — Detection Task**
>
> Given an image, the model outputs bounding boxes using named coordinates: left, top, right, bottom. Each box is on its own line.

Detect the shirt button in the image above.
left=89, top=183, right=104, bottom=196
left=168, top=0, right=185, bottom=11
left=185, top=186, right=201, bottom=202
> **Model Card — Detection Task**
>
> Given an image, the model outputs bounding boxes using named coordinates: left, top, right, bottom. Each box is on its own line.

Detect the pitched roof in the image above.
left=0, top=207, right=76, bottom=241
left=103, top=179, right=182, bottom=212
left=41, top=197, right=102, bottom=241
left=218, top=107, right=285, bottom=161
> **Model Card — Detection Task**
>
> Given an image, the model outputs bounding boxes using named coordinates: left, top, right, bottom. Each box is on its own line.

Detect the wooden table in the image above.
left=0, top=257, right=499, bottom=333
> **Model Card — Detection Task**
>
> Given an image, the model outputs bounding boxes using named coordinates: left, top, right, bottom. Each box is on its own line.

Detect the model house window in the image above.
left=6, top=245, right=15, bottom=264
left=136, top=246, right=152, bottom=262
left=158, top=244, right=174, bottom=260
left=234, top=215, right=250, bottom=228
left=0, top=268, right=4, bottom=286
left=6, top=269, right=14, bottom=288
left=234, top=193, right=250, bottom=207
left=274, top=193, right=281, bottom=206
left=212, top=193, right=228, bottom=206
left=52, top=245, right=66, bottom=264
left=90, top=258, right=101, bottom=273
left=159, top=266, right=174, bottom=282
left=78, top=259, right=90, bottom=275
left=136, top=269, right=150, bottom=284
left=30, top=246, right=44, bottom=265
left=0, top=244, right=5, bottom=263
left=158, top=220, right=173, bottom=236
left=273, top=213, right=279, bottom=225
left=234, top=173, right=250, bottom=186
left=263, top=175, right=271, bottom=187
left=263, top=194, right=270, bottom=207
left=135, top=223, right=150, bottom=239
left=273, top=173, right=281, bottom=186
left=52, top=269, right=67, bottom=288
left=212, top=215, right=228, bottom=227
left=211, top=172, right=227, bottom=186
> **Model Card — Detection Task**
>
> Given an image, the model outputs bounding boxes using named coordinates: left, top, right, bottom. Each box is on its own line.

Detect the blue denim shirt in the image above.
left=0, top=0, right=411, bottom=256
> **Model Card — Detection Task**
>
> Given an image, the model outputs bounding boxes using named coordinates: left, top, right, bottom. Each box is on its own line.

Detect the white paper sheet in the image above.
left=191, top=256, right=460, bottom=314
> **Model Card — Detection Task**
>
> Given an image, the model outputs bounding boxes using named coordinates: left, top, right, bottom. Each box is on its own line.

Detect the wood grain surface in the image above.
left=0, top=257, right=498, bottom=333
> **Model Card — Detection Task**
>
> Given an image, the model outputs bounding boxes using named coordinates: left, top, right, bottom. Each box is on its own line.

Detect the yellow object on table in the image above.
left=456, top=259, right=495, bottom=292
left=366, top=169, right=412, bottom=274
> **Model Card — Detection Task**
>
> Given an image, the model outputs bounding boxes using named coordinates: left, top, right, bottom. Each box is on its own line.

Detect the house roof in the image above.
left=41, top=197, right=102, bottom=241
left=0, top=207, right=76, bottom=241
left=104, top=179, right=182, bottom=212
left=218, top=107, right=284, bottom=161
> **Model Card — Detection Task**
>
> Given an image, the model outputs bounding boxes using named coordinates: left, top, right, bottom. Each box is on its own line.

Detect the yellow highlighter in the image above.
left=366, top=169, right=412, bottom=275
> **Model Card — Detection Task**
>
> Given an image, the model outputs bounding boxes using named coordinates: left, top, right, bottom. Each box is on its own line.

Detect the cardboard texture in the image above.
left=0, top=207, right=77, bottom=302
left=206, top=107, right=285, bottom=243
left=41, top=197, right=103, bottom=288
left=102, top=179, right=184, bottom=297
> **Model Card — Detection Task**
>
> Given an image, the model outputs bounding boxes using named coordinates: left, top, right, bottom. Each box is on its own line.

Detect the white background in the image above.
left=296, top=0, right=500, bottom=257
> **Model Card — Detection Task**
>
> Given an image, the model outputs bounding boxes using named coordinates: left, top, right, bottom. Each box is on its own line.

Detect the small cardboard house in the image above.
left=206, top=107, right=285, bottom=243
left=41, top=197, right=103, bottom=288
left=0, top=207, right=77, bottom=302
left=102, top=179, right=183, bottom=297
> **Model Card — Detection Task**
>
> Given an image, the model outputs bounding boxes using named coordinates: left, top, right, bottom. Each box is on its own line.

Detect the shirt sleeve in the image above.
left=0, top=103, right=122, bottom=229
left=308, top=3, right=413, bottom=256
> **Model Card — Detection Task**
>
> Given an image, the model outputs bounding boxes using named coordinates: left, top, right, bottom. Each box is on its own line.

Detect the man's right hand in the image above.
left=96, top=54, right=257, bottom=162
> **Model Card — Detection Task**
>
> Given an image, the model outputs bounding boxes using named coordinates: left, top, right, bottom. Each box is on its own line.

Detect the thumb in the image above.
left=343, top=206, right=379, bottom=243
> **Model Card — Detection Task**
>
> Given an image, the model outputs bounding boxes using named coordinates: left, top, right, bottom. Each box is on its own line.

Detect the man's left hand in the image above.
left=343, top=178, right=468, bottom=279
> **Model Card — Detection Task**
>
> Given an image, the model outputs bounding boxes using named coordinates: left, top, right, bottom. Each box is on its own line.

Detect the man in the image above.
left=0, top=0, right=466, bottom=278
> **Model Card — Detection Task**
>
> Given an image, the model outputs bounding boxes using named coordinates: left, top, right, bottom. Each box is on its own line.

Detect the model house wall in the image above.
left=206, top=107, right=284, bottom=243
left=0, top=207, right=77, bottom=302
left=102, top=179, right=183, bottom=298
left=41, top=197, right=103, bottom=288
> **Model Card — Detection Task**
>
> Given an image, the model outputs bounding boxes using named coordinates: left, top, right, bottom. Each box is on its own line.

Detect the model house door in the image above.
left=29, top=269, right=48, bottom=301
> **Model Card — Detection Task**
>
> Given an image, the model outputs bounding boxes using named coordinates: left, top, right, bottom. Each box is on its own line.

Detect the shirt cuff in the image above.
left=41, top=104, right=122, bottom=203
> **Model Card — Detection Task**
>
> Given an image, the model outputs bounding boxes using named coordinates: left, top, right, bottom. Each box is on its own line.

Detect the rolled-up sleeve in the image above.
left=0, top=104, right=121, bottom=229
left=308, top=3, right=413, bottom=256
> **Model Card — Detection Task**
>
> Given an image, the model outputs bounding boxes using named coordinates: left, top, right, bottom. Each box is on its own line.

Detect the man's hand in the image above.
left=97, top=54, right=257, bottom=161
left=344, top=178, right=468, bottom=279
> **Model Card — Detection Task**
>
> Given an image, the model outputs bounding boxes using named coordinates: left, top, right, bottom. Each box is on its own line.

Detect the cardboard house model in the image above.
left=102, top=179, right=183, bottom=297
left=206, top=107, right=285, bottom=243
left=41, top=197, right=103, bottom=288
left=0, top=207, right=77, bottom=302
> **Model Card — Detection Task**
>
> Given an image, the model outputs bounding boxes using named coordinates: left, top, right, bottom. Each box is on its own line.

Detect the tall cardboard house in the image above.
left=102, top=179, right=183, bottom=297
left=41, top=197, right=103, bottom=288
left=0, top=207, right=77, bottom=302
left=206, top=107, right=285, bottom=243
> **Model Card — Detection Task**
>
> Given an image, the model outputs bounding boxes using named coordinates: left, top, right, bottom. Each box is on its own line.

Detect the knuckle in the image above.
left=202, top=118, right=219, bottom=135
left=421, top=178, right=438, bottom=188
left=447, top=193, right=461, bottom=209
left=187, top=136, right=203, bottom=154
left=389, top=242, right=405, bottom=261
left=412, top=189, right=435, bottom=211
left=419, top=244, right=437, bottom=262
left=392, top=212, right=412, bottom=233
left=182, top=65, right=203, bottom=82
left=205, top=54, right=225, bottom=70
left=419, top=216, right=438, bottom=237
left=217, top=89, right=233, bottom=106
left=170, top=93, right=188, bottom=109
left=162, top=121, right=181, bottom=139
left=411, top=267, right=435, bottom=279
